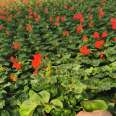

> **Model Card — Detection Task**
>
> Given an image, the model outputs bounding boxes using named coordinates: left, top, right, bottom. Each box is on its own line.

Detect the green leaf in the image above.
left=50, top=99, right=63, bottom=108
left=0, top=99, right=5, bottom=109
left=81, top=100, right=108, bottom=112
left=38, top=90, right=50, bottom=104
left=19, top=90, right=50, bottom=116
left=44, top=104, right=53, bottom=113
left=0, top=110, right=10, bottom=116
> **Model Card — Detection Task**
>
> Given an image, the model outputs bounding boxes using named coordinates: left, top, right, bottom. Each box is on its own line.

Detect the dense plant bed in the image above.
left=0, top=0, right=116, bottom=115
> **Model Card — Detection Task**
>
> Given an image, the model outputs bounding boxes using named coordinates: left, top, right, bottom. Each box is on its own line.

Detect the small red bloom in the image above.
left=32, top=53, right=42, bottom=75
left=22, top=0, right=29, bottom=4
left=76, top=24, right=83, bottom=33
left=98, top=8, right=105, bottom=19
left=63, top=31, right=69, bottom=37
left=69, top=6, right=74, bottom=11
left=12, top=41, right=21, bottom=50
left=111, top=18, right=116, bottom=30
left=0, top=10, right=6, bottom=15
left=0, top=25, right=3, bottom=31
left=10, top=56, right=22, bottom=70
left=112, top=37, right=116, bottom=42
left=26, top=24, right=32, bottom=32
left=54, top=22, right=60, bottom=26
left=49, top=16, right=53, bottom=23
left=82, top=35, right=88, bottom=42
left=73, top=13, right=84, bottom=23
left=0, top=15, right=5, bottom=20
left=99, top=52, right=105, bottom=59
left=94, top=40, right=105, bottom=49
left=64, top=4, right=68, bottom=9
left=88, top=15, right=93, bottom=20
left=32, top=53, right=42, bottom=69
left=101, top=31, right=108, bottom=38
left=80, top=45, right=91, bottom=55
left=12, top=62, right=22, bottom=70
left=56, top=16, right=60, bottom=22
left=44, top=7, right=48, bottom=14
left=61, top=15, right=66, bottom=22
left=93, top=32, right=100, bottom=39
left=88, top=21, right=95, bottom=27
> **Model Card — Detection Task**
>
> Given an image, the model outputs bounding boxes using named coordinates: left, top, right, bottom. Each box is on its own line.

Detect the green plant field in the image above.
left=0, top=0, right=116, bottom=116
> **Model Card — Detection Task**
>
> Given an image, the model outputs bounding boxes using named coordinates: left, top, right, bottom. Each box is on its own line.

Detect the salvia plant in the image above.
left=0, top=0, right=116, bottom=116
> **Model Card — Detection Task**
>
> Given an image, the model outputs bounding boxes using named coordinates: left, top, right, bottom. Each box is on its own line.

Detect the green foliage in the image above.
left=0, top=0, right=116, bottom=115
left=81, top=100, right=108, bottom=112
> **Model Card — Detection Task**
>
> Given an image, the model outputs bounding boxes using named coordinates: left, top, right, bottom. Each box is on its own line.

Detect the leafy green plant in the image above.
left=0, top=0, right=116, bottom=115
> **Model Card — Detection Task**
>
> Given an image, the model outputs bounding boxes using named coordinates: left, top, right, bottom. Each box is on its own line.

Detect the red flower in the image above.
left=76, top=24, right=83, bottom=33
left=56, top=16, right=60, bottom=22
left=111, top=18, right=116, bottom=30
left=0, top=10, right=6, bottom=15
left=12, top=62, right=22, bottom=70
left=49, top=16, right=53, bottom=23
left=94, top=40, right=105, bottom=49
left=63, top=31, right=69, bottom=37
left=0, top=15, right=5, bottom=20
left=64, top=4, right=69, bottom=9
left=99, top=52, right=105, bottom=59
left=98, top=8, right=105, bottom=19
left=32, top=53, right=42, bottom=69
left=61, top=15, right=66, bottom=22
left=69, top=6, right=74, bottom=11
left=82, top=35, right=88, bottom=42
left=26, top=24, right=32, bottom=32
left=22, top=0, right=29, bottom=4
left=73, top=13, right=84, bottom=23
left=54, top=22, right=60, bottom=26
left=0, top=25, right=3, bottom=31
left=93, top=32, right=100, bottom=39
left=101, top=31, right=108, bottom=38
left=44, top=7, right=48, bottom=14
left=112, top=37, right=116, bottom=42
left=10, top=56, right=22, bottom=70
left=32, top=53, right=42, bottom=75
left=12, top=41, right=21, bottom=50
left=88, top=21, right=95, bottom=27
left=80, top=45, right=91, bottom=55
left=88, top=15, right=93, bottom=20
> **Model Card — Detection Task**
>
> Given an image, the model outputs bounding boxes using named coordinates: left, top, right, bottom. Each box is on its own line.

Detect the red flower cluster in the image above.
left=32, top=53, right=42, bottom=75
left=76, top=24, right=83, bottom=33
left=80, top=45, right=91, bottom=55
left=93, top=31, right=108, bottom=39
left=94, top=40, right=105, bottom=49
left=10, top=56, right=22, bottom=70
left=82, top=35, right=88, bottom=42
left=28, top=8, right=40, bottom=22
left=63, top=31, right=69, bottom=37
left=111, top=18, right=116, bottom=30
left=73, top=13, right=84, bottom=23
left=49, top=15, right=66, bottom=26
